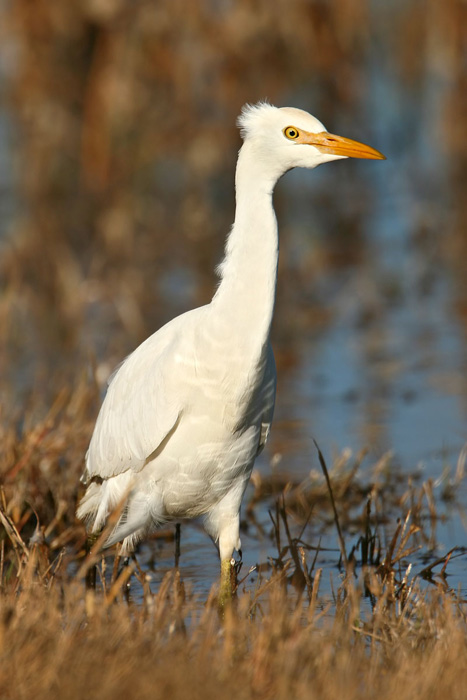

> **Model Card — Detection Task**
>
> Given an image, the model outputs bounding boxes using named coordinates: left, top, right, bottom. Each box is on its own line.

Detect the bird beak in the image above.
left=298, top=131, right=386, bottom=160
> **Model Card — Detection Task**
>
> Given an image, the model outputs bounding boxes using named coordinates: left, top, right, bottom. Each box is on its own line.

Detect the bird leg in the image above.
left=121, top=555, right=132, bottom=603
left=172, top=523, right=186, bottom=604
left=85, top=533, right=99, bottom=590
left=174, top=523, right=181, bottom=568
left=218, top=552, right=243, bottom=610
left=219, top=558, right=234, bottom=609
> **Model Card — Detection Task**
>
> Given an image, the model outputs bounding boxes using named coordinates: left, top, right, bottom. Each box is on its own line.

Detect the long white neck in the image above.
left=211, top=141, right=279, bottom=363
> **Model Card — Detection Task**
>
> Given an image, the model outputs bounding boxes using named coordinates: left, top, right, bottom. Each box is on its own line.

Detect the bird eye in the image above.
left=284, top=126, right=300, bottom=140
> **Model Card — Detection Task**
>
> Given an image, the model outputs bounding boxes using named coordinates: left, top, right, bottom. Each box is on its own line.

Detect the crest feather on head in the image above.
left=237, top=101, right=278, bottom=140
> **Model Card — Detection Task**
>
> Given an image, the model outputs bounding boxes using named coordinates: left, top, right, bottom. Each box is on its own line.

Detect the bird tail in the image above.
left=77, top=471, right=134, bottom=535
left=76, top=481, right=105, bottom=529
left=77, top=473, right=161, bottom=554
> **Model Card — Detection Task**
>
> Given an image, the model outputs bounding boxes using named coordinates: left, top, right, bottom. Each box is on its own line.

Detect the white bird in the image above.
left=77, top=102, right=384, bottom=601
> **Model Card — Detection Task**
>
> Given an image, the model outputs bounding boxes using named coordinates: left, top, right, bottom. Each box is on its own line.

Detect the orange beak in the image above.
left=297, top=130, right=386, bottom=160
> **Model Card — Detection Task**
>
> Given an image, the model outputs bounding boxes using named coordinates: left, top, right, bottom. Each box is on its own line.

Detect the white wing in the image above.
left=257, top=343, right=277, bottom=454
left=82, top=308, right=202, bottom=483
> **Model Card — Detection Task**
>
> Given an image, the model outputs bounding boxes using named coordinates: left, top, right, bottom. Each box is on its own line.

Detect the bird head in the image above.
left=237, top=102, right=385, bottom=180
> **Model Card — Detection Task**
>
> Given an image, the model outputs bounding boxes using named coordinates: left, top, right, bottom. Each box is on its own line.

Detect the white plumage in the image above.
left=78, top=102, right=384, bottom=591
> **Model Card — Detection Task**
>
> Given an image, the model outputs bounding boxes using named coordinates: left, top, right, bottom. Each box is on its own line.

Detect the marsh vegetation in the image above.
left=1, top=427, right=467, bottom=699
left=0, top=0, right=466, bottom=697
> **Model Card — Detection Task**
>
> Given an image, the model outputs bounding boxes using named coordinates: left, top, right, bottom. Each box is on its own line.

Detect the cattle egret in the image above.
left=77, top=102, right=385, bottom=602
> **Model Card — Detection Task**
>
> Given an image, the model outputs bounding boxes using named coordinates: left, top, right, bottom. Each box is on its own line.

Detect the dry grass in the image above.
left=1, top=391, right=466, bottom=700
left=2, top=567, right=467, bottom=700
left=1, top=517, right=467, bottom=700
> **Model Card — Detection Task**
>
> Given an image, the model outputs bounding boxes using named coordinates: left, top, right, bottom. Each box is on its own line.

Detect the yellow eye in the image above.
left=284, top=126, right=300, bottom=140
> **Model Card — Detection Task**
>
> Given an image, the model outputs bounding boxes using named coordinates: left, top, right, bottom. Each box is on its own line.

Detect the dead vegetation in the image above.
left=1, top=394, right=466, bottom=700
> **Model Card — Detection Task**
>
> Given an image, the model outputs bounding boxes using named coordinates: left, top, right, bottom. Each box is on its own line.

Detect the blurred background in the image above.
left=0, top=0, right=465, bottom=585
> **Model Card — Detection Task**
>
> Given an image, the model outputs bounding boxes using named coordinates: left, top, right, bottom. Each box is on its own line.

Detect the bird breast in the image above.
left=173, top=307, right=271, bottom=432
left=141, top=318, right=273, bottom=518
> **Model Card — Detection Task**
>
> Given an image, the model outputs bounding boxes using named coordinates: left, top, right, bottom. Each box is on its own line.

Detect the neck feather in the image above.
left=211, top=142, right=279, bottom=356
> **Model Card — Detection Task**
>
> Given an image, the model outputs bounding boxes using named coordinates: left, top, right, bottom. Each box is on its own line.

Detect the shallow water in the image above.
left=0, top=1, right=465, bottom=600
